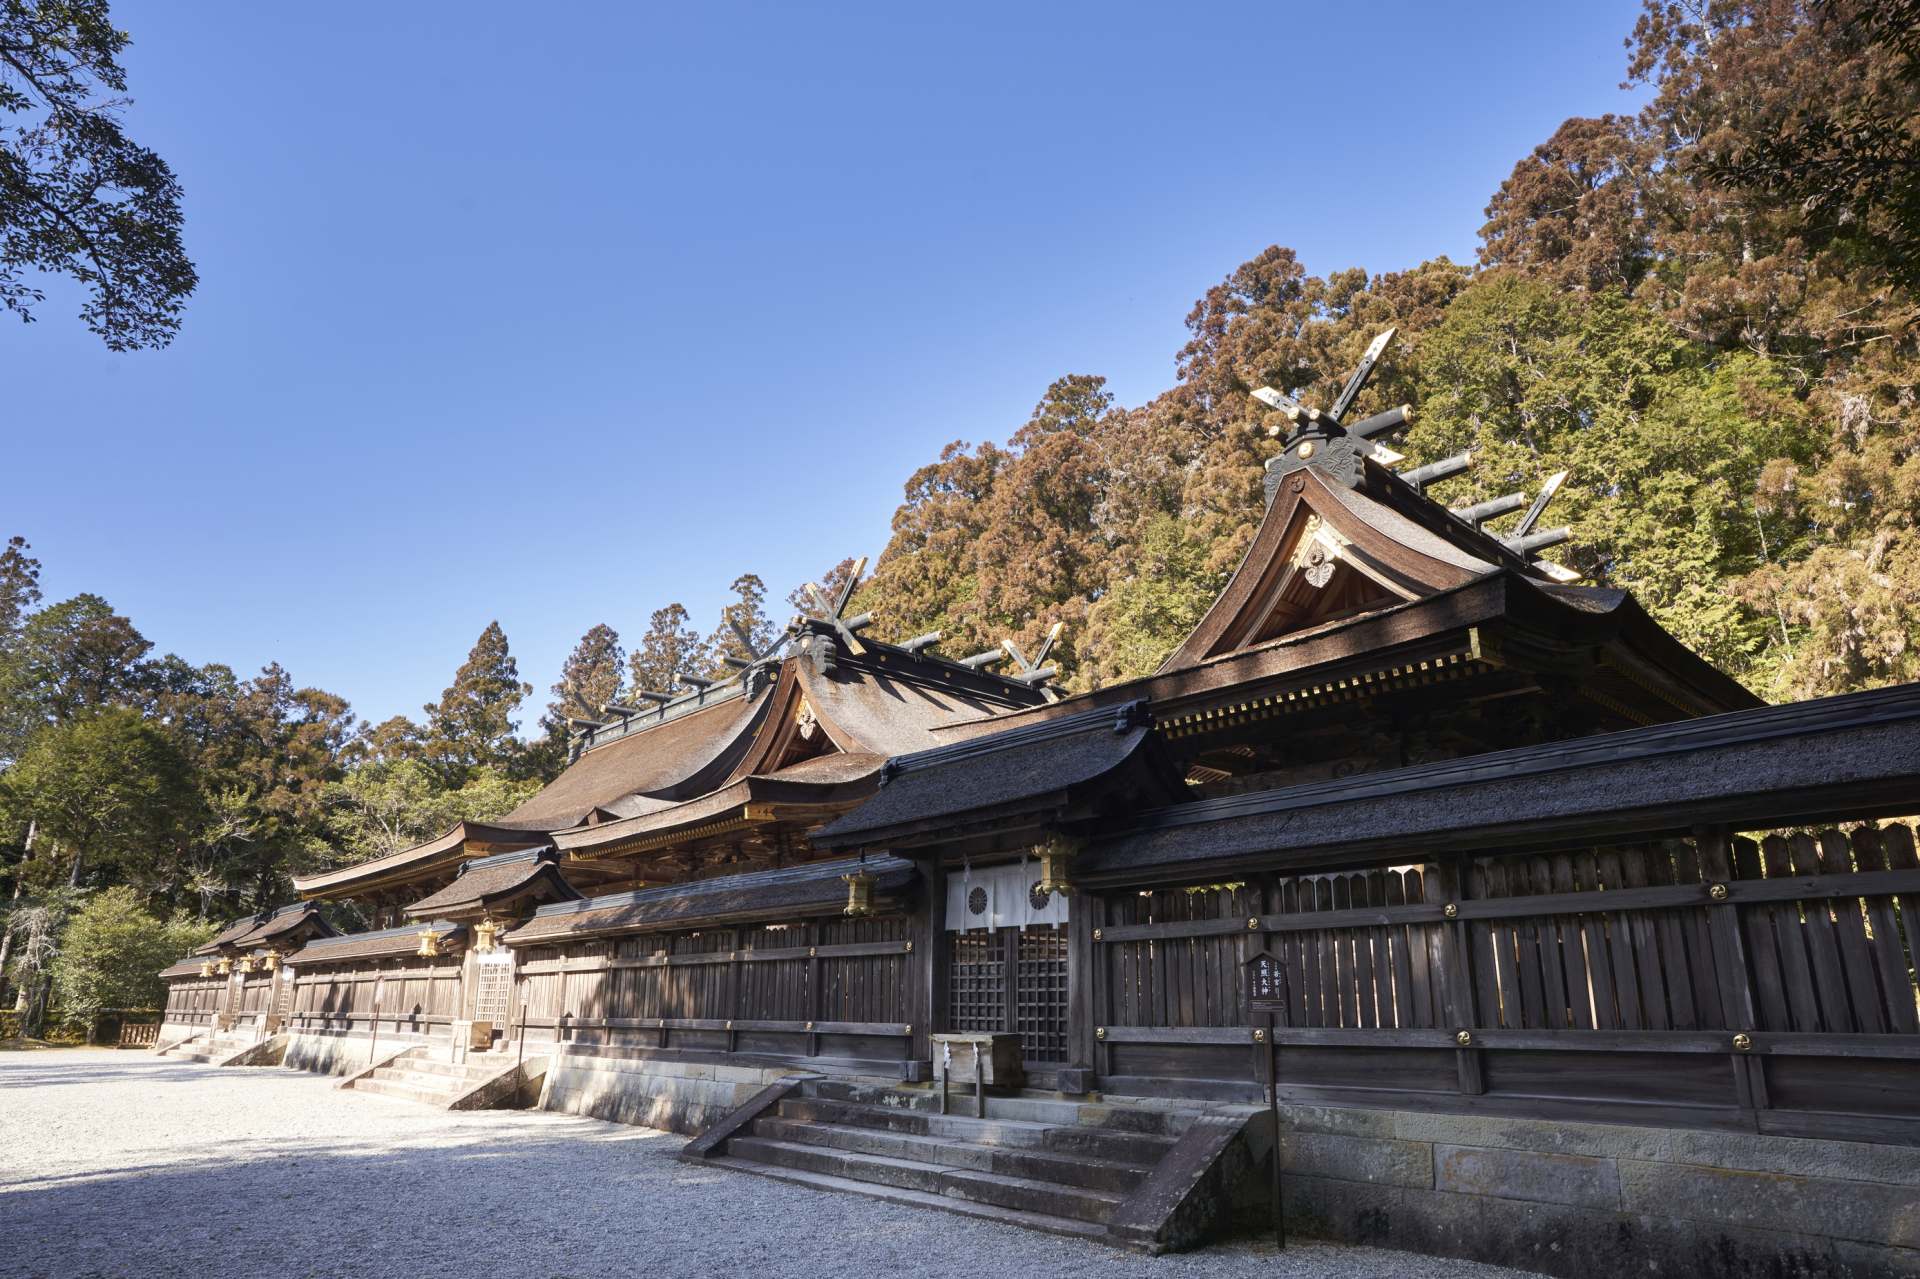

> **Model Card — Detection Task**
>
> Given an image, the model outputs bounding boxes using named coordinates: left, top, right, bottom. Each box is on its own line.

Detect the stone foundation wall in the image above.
left=1262, top=1104, right=1920, bottom=1278
left=538, top=1051, right=799, bottom=1136
left=281, top=1030, right=440, bottom=1077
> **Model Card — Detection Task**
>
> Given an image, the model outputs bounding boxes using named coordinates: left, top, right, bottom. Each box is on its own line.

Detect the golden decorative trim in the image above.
left=1455, top=1030, right=1473, bottom=1047
left=1733, top=1033, right=1753, bottom=1052
left=1159, top=648, right=1482, bottom=740
left=567, top=805, right=781, bottom=861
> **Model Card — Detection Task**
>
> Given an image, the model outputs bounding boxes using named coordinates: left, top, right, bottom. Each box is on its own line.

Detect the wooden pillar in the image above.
left=806, top=919, right=822, bottom=1060
left=1089, top=892, right=1111, bottom=1081
left=1697, top=825, right=1768, bottom=1116
left=1066, top=887, right=1094, bottom=1072
left=1001, top=924, right=1020, bottom=1038
left=917, top=858, right=948, bottom=1068
left=1437, top=857, right=1485, bottom=1095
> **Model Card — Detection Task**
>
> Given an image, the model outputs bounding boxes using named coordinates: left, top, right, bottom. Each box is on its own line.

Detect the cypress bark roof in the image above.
left=504, top=855, right=917, bottom=943
left=193, top=902, right=331, bottom=955
left=291, top=921, right=465, bottom=966
left=814, top=701, right=1187, bottom=852
left=402, top=849, right=580, bottom=919
left=159, top=957, right=211, bottom=980
left=1080, top=681, right=1920, bottom=882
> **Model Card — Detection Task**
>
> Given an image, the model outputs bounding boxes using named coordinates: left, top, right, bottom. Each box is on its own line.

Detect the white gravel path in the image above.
left=0, top=1050, right=1545, bottom=1279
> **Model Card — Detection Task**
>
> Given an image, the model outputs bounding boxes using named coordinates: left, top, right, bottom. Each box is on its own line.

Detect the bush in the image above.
left=49, top=888, right=217, bottom=1028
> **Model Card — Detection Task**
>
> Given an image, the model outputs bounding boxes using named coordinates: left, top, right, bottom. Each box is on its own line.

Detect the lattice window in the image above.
left=949, top=931, right=1004, bottom=1034
left=473, top=963, right=511, bottom=1026
left=1015, top=925, right=1069, bottom=1062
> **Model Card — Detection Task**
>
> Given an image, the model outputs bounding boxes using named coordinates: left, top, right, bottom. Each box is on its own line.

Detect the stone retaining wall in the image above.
left=1266, top=1103, right=1920, bottom=1278
left=538, top=1051, right=799, bottom=1135
left=281, top=1030, right=441, bottom=1077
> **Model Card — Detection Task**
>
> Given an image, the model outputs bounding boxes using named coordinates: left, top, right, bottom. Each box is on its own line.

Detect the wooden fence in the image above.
left=515, top=912, right=915, bottom=1071
left=1088, top=819, right=1920, bottom=1143
left=285, top=956, right=464, bottom=1043
left=161, top=976, right=224, bottom=1028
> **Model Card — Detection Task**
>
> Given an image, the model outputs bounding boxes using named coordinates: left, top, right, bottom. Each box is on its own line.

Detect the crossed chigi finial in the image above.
left=1251, top=329, right=1579, bottom=583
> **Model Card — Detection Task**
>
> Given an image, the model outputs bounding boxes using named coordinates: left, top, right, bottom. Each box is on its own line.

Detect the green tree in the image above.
left=313, top=759, right=539, bottom=871
left=0, top=593, right=151, bottom=761
left=548, top=622, right=624, bottom=721
left=1402, top=274, right=1820, bottom=680
left=0, top=0, right=197, bottom=347
left=48, top=886, right=213, bottom=1028
left=422, top=621, right=531, bottom=783
left=0, top=534, right=41, bottom=648
left=628, top=603, right=709, bottom=694
left=0, top=706, right=200, bottom=889
left=707, top=575, right=774, bottom=673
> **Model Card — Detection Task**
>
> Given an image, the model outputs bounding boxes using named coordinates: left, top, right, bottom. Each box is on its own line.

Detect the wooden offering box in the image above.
left=933, top=1031, right=1024, bottom=1116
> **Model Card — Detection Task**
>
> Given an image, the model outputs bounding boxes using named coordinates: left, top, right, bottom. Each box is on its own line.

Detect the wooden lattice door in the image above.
left=944, top=924, right=1070, bottom=1064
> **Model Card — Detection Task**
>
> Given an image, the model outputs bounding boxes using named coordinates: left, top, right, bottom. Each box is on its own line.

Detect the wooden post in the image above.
left=918, top=858, right=947, bottom=1071
left=1697, top=825, right=1768, bottom=1117
left=806, top=920, right=821, bottom=1060
left=1066, top=886, right=1093, bottom=1082
left=1437, top=858, right=1485, bottom=1095
left=1001, top=924, right=1020, bottom=1039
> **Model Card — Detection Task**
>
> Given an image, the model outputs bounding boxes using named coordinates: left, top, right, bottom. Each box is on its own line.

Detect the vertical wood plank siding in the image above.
left=1093, top=820, right=1920, bottom=1139
left=513, top=911, right=917, bottom=1071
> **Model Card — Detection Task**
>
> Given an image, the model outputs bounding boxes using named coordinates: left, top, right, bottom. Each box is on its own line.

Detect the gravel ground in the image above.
left=0, top=1050, right=1545, bottom=1279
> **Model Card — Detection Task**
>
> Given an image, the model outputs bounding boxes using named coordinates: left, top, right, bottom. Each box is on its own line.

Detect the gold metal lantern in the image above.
left=416, top=929, right=441, bottom=958
left=842, top=866, right=876, bottom=917
left=199, top=960, right=215, bottom=978
left=1035, top=834, right=1082, bottom=901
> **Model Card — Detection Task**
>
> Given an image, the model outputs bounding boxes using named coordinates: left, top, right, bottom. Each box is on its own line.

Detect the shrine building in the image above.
left=154, top=344, right=1920, bottom=1276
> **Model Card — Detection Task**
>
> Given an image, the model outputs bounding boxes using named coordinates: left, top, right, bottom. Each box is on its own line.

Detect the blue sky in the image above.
left=6, top=1, right=1646, bottom=730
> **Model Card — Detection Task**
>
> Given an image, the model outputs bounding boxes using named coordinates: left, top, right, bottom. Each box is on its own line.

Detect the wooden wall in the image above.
left=1085, top=820, right=1920, bottom=1144
left=285, top=956, right=464, bottom=1043
left=514, top=912, right=917, bottom=1072
left=161, top=975, right=222, bottom=1027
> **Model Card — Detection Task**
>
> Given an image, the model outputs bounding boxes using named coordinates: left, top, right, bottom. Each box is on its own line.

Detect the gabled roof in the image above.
left=292, top=920, right=465, bottom=967
left=815, top=701, right=1188, bottom=854
left=1163, top=456, right=1556, bottom=672
left=402, top=848, right=580, bottom=920
left=504, top=855, right=917, bottom=944
left=294, top=619, right=1052, bottom=903
left=192, top=902, right=333, bottom=955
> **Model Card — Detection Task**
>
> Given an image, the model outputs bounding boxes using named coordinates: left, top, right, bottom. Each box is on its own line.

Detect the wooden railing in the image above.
left=117, top=1021, right=160, bottom=1048
left=1089, top=820, right=1920, bottom=1143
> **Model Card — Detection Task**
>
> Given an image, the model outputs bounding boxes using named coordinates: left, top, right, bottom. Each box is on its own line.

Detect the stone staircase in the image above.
left=693, top=1079, right=1241, bottom=1248
left=344, top=1049, right=520, bottom=1107
left=157, top=1030, right=257, bottom=1064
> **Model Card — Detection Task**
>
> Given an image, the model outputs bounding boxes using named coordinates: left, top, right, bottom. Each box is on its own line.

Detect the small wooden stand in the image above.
left=932, top=1032, right=1024, bottom=1118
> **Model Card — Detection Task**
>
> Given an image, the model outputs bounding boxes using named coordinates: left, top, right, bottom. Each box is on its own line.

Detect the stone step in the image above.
left=725, top=1136, right=1125, bottom=1225
left=350, top=1076, right=462, bottom=1106
left=777, top=1096, right=1176, bottom=1166
left=369, top=1061, right=495, bottom=1086
left=749, top=1117, right=1151, bottom=1194
left=705, top=1155, right=1111, bottom=1243
left=806, top=1077, right=1183, bottom=1135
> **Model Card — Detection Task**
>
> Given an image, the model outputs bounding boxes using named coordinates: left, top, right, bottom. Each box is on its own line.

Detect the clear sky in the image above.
left=5, top=1, right=1647, bottom=731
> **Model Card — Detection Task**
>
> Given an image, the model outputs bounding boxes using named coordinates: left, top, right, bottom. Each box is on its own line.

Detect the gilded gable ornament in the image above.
left=795, top=697, right=819, bottom=742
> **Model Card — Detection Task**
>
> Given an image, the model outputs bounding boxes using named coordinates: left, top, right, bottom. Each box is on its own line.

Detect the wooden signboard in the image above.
left=1246, top=951, right=1288, bottom=1016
